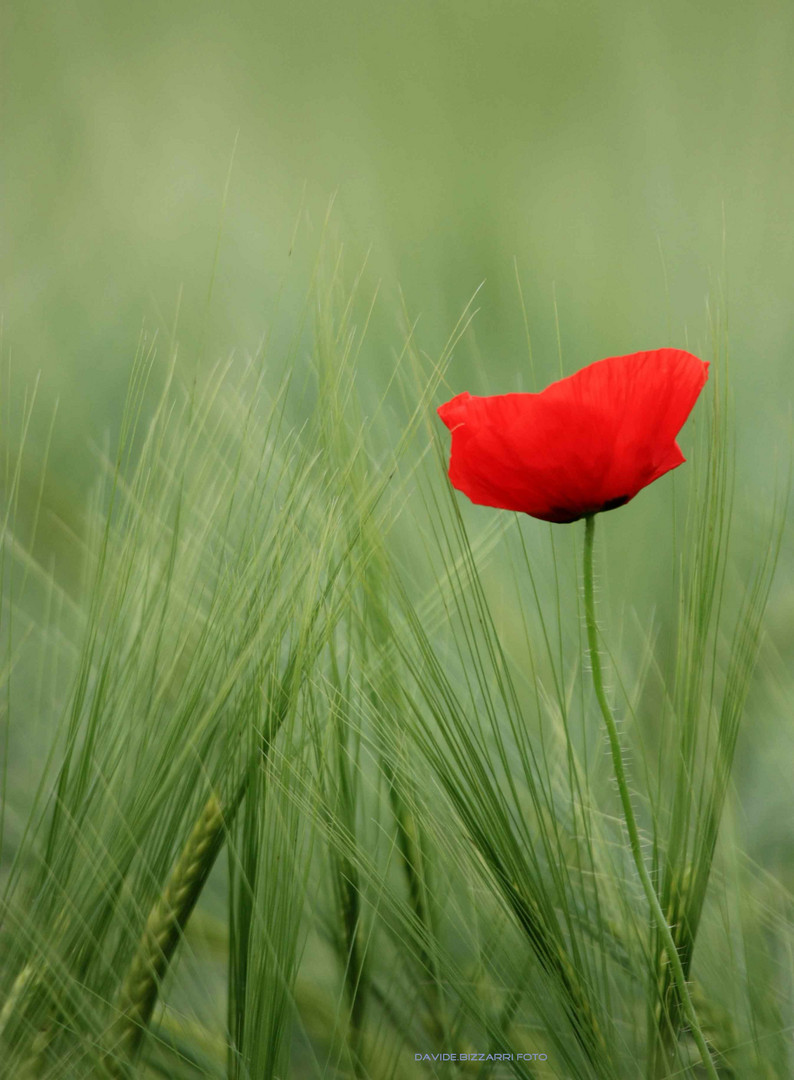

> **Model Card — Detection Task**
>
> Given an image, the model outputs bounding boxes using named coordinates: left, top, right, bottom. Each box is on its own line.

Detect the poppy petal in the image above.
left=437, top=348, right=708, bottom=524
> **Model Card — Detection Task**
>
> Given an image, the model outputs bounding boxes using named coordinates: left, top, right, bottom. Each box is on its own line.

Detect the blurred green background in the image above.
left=2, top=1, right=793, bottom=864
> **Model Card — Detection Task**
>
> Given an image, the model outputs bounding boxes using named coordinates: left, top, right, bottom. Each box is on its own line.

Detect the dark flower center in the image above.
left=600, top=494, right=629, bottom=512
left=547, top=494, right=631, bottom=523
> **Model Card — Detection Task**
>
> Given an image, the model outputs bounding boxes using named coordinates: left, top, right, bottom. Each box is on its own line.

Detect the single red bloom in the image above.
left=437, top=348, right=709, bottom=524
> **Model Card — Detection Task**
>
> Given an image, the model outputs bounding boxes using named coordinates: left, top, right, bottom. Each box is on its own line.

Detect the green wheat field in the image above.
left=2, top=2, right=794, bottom=1078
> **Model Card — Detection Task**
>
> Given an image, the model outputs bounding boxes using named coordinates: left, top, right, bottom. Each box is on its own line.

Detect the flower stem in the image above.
left=582, top=514, right=718, bottom=1080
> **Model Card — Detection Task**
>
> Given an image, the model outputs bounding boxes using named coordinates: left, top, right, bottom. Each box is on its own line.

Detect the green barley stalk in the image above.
left=103, top=792, right=227, bottom=1073
left=95, top=253, right=447, bottom=1078
left=102, top=524, right=378, bottom=1074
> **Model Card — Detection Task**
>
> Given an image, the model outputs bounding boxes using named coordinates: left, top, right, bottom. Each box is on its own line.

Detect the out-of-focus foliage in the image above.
left=3, top=0, right=793, bottom=454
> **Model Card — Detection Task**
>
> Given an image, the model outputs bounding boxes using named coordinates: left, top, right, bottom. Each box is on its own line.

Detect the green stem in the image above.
left=582, top=514, right=718, bottom=1080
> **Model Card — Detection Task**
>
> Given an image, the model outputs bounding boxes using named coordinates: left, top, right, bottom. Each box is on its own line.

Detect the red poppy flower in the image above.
left=437, top=348, right=709, bottom=524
